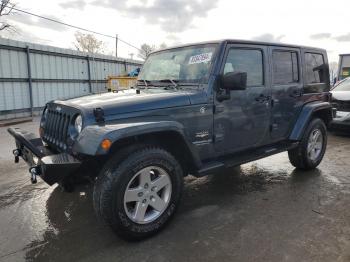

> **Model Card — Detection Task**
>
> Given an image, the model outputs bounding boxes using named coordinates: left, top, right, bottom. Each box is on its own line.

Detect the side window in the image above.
left=272, top=51, right=299, bottom=85
left=305, top=53, right=326, bottom=84
left=224, top=48, right=264, bottom=87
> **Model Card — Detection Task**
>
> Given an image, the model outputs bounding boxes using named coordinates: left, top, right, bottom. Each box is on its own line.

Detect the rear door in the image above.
left=269, top=47, right=303, bottom=141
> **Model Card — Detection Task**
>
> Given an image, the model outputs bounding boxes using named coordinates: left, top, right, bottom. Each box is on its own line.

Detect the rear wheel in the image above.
left=93, top=146, right=183, bottom=241
left=288, top=118, right=327, bottom=170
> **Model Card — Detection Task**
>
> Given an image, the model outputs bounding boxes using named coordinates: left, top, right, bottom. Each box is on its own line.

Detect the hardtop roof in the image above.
left=154, top=39, right=326, bottom=53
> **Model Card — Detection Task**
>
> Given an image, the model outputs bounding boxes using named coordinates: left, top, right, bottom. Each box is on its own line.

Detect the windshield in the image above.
left=334, top=78, right=350, bottom=91
left=138, top=44, right=218, bottom=84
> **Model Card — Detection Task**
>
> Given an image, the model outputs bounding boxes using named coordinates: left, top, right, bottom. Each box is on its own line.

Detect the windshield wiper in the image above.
left=137, top=79, right=152, bottom=87
left=137, top=79, right=158, bottom=89
left=158, top=79, right=179, bottom=90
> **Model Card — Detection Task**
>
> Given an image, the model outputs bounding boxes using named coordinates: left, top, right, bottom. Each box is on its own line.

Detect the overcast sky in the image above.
left=2, top=0, right=350, bottom=62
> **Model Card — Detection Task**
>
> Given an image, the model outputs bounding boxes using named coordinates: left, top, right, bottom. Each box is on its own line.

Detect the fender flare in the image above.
left=73, top=120, right=199, bottom=163
left=289, top=101, right=332, bottom=141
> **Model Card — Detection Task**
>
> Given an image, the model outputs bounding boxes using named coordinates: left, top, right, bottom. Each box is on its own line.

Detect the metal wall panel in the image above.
left=0, top=38, right=142, bottom=120
left=0, top=49, right=28, bottom=78
left=32, top=82, right=90, bottom=107
left=0, top=82, right=30, bottom=110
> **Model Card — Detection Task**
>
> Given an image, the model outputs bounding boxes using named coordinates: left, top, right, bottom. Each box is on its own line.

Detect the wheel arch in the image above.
left=108, top=130, right=200, bottom=175
left=289, top=101, right=333, bottom=141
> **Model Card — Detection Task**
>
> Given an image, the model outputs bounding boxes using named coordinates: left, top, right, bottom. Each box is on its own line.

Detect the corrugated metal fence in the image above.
left=0, top=38, right=142, bottom=120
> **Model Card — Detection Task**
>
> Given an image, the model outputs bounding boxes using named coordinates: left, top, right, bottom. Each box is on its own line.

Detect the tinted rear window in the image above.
left=305, top=53, right=327, bottom=84
left=272, top=51, right=299, bottom=85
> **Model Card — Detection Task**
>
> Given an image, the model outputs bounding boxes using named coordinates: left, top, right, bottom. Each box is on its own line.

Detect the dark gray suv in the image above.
left=8, top=40, right=333, bottom=240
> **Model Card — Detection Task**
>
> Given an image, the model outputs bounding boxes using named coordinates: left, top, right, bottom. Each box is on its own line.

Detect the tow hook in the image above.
left=29, top=166, right=40, bottom=184
left=13, top=149, right=21, bottom=163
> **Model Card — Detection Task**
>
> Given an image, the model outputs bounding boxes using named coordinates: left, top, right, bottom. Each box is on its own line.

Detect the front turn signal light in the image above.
left=101, top=139, right=112, bottom=151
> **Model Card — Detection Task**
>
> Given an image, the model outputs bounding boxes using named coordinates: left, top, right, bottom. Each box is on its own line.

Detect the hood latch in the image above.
left=93, top=107, right=105, bottom=123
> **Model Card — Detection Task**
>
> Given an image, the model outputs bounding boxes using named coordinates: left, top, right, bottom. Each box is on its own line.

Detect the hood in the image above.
left=57, top=89, right=195, bottom=116
left=331, top=91, right=350, bottom=101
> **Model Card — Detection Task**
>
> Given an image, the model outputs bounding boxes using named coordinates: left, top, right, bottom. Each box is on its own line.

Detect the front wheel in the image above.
left=288, top=118, right=327, bottom=170
left=93, top=146, right=183, bottom=241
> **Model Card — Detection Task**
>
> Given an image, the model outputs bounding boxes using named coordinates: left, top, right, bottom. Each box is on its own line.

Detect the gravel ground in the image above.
left=0, top=119, right=350, bottom=262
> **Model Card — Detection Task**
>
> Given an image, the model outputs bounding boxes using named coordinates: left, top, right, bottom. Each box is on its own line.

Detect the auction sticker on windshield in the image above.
left=189, top=53, right=213, bottom=64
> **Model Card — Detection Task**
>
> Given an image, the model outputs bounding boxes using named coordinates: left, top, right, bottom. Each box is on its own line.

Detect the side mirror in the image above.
left=222, top=71, right=247, bottom=90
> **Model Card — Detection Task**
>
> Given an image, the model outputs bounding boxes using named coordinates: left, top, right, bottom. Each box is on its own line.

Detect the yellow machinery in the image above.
left=107, top=76, right=138, bottom=92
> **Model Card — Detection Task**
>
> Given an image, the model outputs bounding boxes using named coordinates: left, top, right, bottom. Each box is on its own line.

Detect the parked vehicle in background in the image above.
left=8, top=40, right=333, bottom=241
left=330, top=77, right=350, bottom=131
left=338, top=54, right=350, bottom=81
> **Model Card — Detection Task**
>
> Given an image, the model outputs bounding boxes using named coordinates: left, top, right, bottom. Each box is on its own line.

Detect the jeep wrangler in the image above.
left=8, top=40, right=333, bottom=240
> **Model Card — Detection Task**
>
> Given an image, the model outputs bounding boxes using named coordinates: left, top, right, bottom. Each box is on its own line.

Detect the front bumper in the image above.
left=8, top=127, right=81, bottom=185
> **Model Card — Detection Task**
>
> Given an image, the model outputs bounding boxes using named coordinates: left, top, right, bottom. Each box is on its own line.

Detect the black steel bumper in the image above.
left=8, top=127, right=81, bottom=185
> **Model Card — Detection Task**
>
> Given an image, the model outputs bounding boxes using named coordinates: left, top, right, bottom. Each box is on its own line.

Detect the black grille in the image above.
left=332, top=99, right=350, bottom=112
left=43, top=109, right=71, bottom=150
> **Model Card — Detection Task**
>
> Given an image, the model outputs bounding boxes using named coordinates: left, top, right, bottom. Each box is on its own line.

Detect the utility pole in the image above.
left=115, top=34, right=118, bottom=58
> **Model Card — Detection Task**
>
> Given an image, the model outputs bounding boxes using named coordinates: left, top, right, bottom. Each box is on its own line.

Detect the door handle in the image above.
left=290, top=90, right=303, bottom=98
left=255, top=94, right=270, bottom=102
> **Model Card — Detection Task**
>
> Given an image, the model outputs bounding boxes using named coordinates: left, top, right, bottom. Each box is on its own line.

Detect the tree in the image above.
left=0, top=0, right=15, bottom=32
left=73, top=31, right=105, bottom=54
left=138, top=43, right=168, bottom=60
left=138, top=43, right=156, bottom=60
left=329, top=61, right=338, bottom=84
left=159, top=43, right=167, bottom=50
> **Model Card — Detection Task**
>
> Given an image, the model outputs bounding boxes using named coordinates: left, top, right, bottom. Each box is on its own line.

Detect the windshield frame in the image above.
left=138, top=43, right=220, bottom=86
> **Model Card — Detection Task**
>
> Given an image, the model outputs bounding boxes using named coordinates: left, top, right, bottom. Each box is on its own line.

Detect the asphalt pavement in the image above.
left=1, top=119, right=350, bottom=262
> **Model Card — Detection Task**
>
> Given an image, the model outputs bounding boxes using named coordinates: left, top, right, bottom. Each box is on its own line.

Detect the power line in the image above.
left=3, top=3, right=142, bottom=52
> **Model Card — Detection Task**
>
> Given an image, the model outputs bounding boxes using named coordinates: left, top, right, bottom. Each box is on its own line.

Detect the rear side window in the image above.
left=305, top=53, right=326, bottom=84
left=224, top=48, right=264, bottom=87
left=272, top=51, right=299, bottom=85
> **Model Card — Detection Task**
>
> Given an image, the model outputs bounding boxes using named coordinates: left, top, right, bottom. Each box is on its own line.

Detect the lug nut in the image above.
left=142, top=199, right=147, bottom=204
left=138, top=192, right=144, bottom=197
left=151, top=186, right=157, bottom=192
left=144, top=183, right=149, bottom=189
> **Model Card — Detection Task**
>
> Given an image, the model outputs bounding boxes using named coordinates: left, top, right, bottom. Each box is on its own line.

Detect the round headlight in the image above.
left=74, top=115, right=83, bottom=134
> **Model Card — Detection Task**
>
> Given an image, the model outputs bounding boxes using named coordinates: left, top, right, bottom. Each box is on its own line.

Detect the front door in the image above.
left=214, top=44, right=271, bottom=154
left=269, top=47, right=303, bottom=141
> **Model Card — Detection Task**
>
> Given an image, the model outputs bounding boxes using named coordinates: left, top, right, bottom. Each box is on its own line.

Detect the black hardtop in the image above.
left=154, top=39, right=326, bottom=54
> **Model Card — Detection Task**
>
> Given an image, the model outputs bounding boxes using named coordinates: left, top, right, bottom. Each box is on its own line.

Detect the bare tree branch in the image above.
left=0, top=23, right=10, bottom=30
left=0, top=0, right=15, bottom=31
left=138, top=43, right=167, bottom=60
left=0, top=0, right=14, bottom=15
left=73, top=31, right=106, bottom=54
left=138, top=44, right=156, bottom=60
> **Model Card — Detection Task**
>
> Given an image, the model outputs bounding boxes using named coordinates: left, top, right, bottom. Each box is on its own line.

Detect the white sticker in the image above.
left=189, top=52, right=213, bottom=65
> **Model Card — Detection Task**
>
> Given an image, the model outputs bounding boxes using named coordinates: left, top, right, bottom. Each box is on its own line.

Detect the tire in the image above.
left=93, top=145, right=183, bottom=241
left=288, top=118, right=327, bottom=170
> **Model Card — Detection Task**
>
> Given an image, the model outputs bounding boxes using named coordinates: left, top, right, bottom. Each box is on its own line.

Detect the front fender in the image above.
left=73, top=120, right=187, bottom=155
left=289, top=101, right=332, bottom=141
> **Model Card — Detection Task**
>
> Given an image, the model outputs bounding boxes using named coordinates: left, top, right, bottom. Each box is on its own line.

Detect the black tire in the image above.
left=93, top=145, right=183, bottom=241
left=288, top=118, right=327, bottom=170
